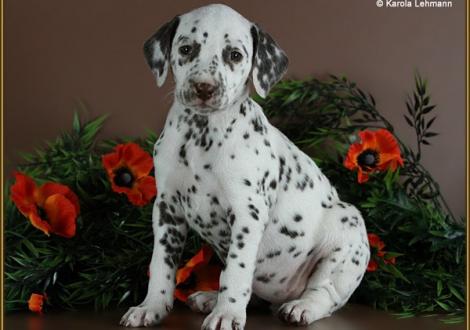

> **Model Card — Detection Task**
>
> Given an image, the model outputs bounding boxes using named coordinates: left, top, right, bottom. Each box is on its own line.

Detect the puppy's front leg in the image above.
left=120, top=199, right=188, bottom=327
left=202, top=197, right=267, bottom=330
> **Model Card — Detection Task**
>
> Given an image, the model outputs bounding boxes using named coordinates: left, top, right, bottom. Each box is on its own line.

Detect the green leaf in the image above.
left=437, top=280, right=443, bottom=296
left=22, top=239, right=39, bottom=258
left=404, top=115, right=414, bottom=127
left=448, top=285, right=465, bottom=303
left=72, top=112, right=81, bottom=133
left=434, top=300, right=451, bottom=312
left=422, top=105, right=436, bottom=114
left=424, top=132, right=439, bottom=138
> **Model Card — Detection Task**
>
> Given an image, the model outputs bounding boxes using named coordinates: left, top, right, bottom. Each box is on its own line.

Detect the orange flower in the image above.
left=174, top=245, right=221, bottom=302
left=344, top=129, right=404, bottom=183
left=10, top=172, right=80, bottom=238
left=28, top=293, right=47, bottom=314
left=102, top=143, right=157, bottom=206
left=367, top=233, right=396, bottom=272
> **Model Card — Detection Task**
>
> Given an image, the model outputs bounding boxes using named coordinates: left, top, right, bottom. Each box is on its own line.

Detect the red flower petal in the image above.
left=36, top=182, right=80, bottom=214
left=358, top=130, right=378, bottom=150
left=28, top=210, right=53, bottom=236
left=10, top=173, right=79, bottom=237
left=135, top=176, right=157, bottom=205
left=102, top=151, right=122, bottom=175
left=374, top=129, right=401, bottom=155
left=102, top=143, right=156, bottom=205
left=28, top=293, right=46, bottom=314
left=344, top=129, right=403, bottom=183
left=122, top=143, right=154, bottom=178
left=343, top=143, right=364, bottom=170
left=176, top=245, right=214, bottom=285
left=366, top=259, right=378, bottom=272
left=43, top=194, right=77, bottom=238
left=357, top=168, right=370, bottom=184
left=105, top=143, right=154, bottom=179
left=119, top=176, right=157, bottom=206
left=367, top=233, right=385, bottom=251
left=174, top=246, right=221, bottom=302
left=10, top=172, right=37, bottom=216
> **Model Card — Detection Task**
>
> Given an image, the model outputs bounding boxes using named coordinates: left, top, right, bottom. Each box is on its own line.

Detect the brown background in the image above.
left=4, top=0, right=466, bottom=217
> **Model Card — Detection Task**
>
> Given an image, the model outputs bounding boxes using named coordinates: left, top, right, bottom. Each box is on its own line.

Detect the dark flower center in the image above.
left=357, top=149, right=379, bottom=170
left=37, top=206, right=48, bottom=220
left=114, top=167, right=135, bottom=188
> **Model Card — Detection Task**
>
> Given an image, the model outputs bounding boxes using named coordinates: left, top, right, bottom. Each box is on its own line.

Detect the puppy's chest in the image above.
left=164, top=173, right=233, bottom=254
left=155, top=119, right=237, bottom=247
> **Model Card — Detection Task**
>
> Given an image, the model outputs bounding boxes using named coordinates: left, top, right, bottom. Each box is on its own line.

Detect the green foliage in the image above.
left=4, top=115, right=203, bottom=312
left=4, top=75, right=465, bottom=321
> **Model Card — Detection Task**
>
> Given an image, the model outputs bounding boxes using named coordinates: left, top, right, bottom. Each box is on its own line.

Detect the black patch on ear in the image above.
left=143, top=16, right=180, bottom=77
left=250, top=26, right=258, bottom=65
left=251, top=24, right=288, bottom=96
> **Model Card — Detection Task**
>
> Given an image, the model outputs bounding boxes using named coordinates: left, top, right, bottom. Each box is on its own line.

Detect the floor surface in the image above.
left=4, top=304, right=466, bottom=330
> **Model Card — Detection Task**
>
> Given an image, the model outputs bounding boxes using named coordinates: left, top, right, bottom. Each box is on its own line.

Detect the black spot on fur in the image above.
left=293, top=214, right=303, bottom=222
left=255, top=275, right=270, bottom=283
left=240, top=103, right=247, bottom=116
left=279, top=226, right=299, bottom=239
left=269, top=180, right=277, bottom=189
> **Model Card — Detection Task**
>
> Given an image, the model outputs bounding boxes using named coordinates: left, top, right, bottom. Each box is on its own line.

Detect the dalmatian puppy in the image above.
left=120, top=3, right=369, bottom=329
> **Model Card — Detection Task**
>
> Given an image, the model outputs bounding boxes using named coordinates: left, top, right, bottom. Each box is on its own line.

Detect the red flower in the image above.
left=174, top=245, right=221, bottom=303
left=344, top=129, right=404, bottom=183
left=28, top=293, right=47, bottom=314
left=10, top=172, right=80, bottom=238
left=102, top=143, right=157, bottom=206
left=367, top=233, right=396, bottom=272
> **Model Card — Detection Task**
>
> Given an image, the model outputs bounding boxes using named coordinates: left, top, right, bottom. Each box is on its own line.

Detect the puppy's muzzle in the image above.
left=193, top=82, right=218, bottom=101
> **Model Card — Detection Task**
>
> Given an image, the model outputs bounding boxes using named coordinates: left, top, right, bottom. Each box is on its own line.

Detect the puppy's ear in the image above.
left=143, top=16, right=180, bottom=87
left=250, top=24, right=288, bottom=98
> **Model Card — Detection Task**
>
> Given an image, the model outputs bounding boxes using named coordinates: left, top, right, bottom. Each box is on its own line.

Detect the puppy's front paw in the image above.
left=278, top=299, right=317, bottom=326
left=120, top=303, right=171, bottom=327
left=202, top=306, right=246, bottom=330
left=187, top=291, right=217, bottom=314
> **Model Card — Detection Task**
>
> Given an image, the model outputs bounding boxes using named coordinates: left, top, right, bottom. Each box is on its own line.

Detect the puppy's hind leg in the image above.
left=278, top=205, right=370, bottom=326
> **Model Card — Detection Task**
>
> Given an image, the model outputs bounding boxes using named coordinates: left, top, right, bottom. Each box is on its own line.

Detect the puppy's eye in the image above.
left=230, top=50, right=243, bottom=62
left=179, top=45, right=193, bottom=55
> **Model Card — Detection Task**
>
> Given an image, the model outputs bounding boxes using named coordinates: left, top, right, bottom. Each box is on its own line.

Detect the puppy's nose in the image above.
left=194, top=82, right=216, bottom=101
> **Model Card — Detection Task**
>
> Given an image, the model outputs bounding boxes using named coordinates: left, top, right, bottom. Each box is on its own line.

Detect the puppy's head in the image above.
left=144, top=4, right=288, bottom=114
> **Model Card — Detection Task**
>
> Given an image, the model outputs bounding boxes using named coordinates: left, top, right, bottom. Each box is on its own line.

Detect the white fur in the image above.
left=121, top=4, right=369, bottom=329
